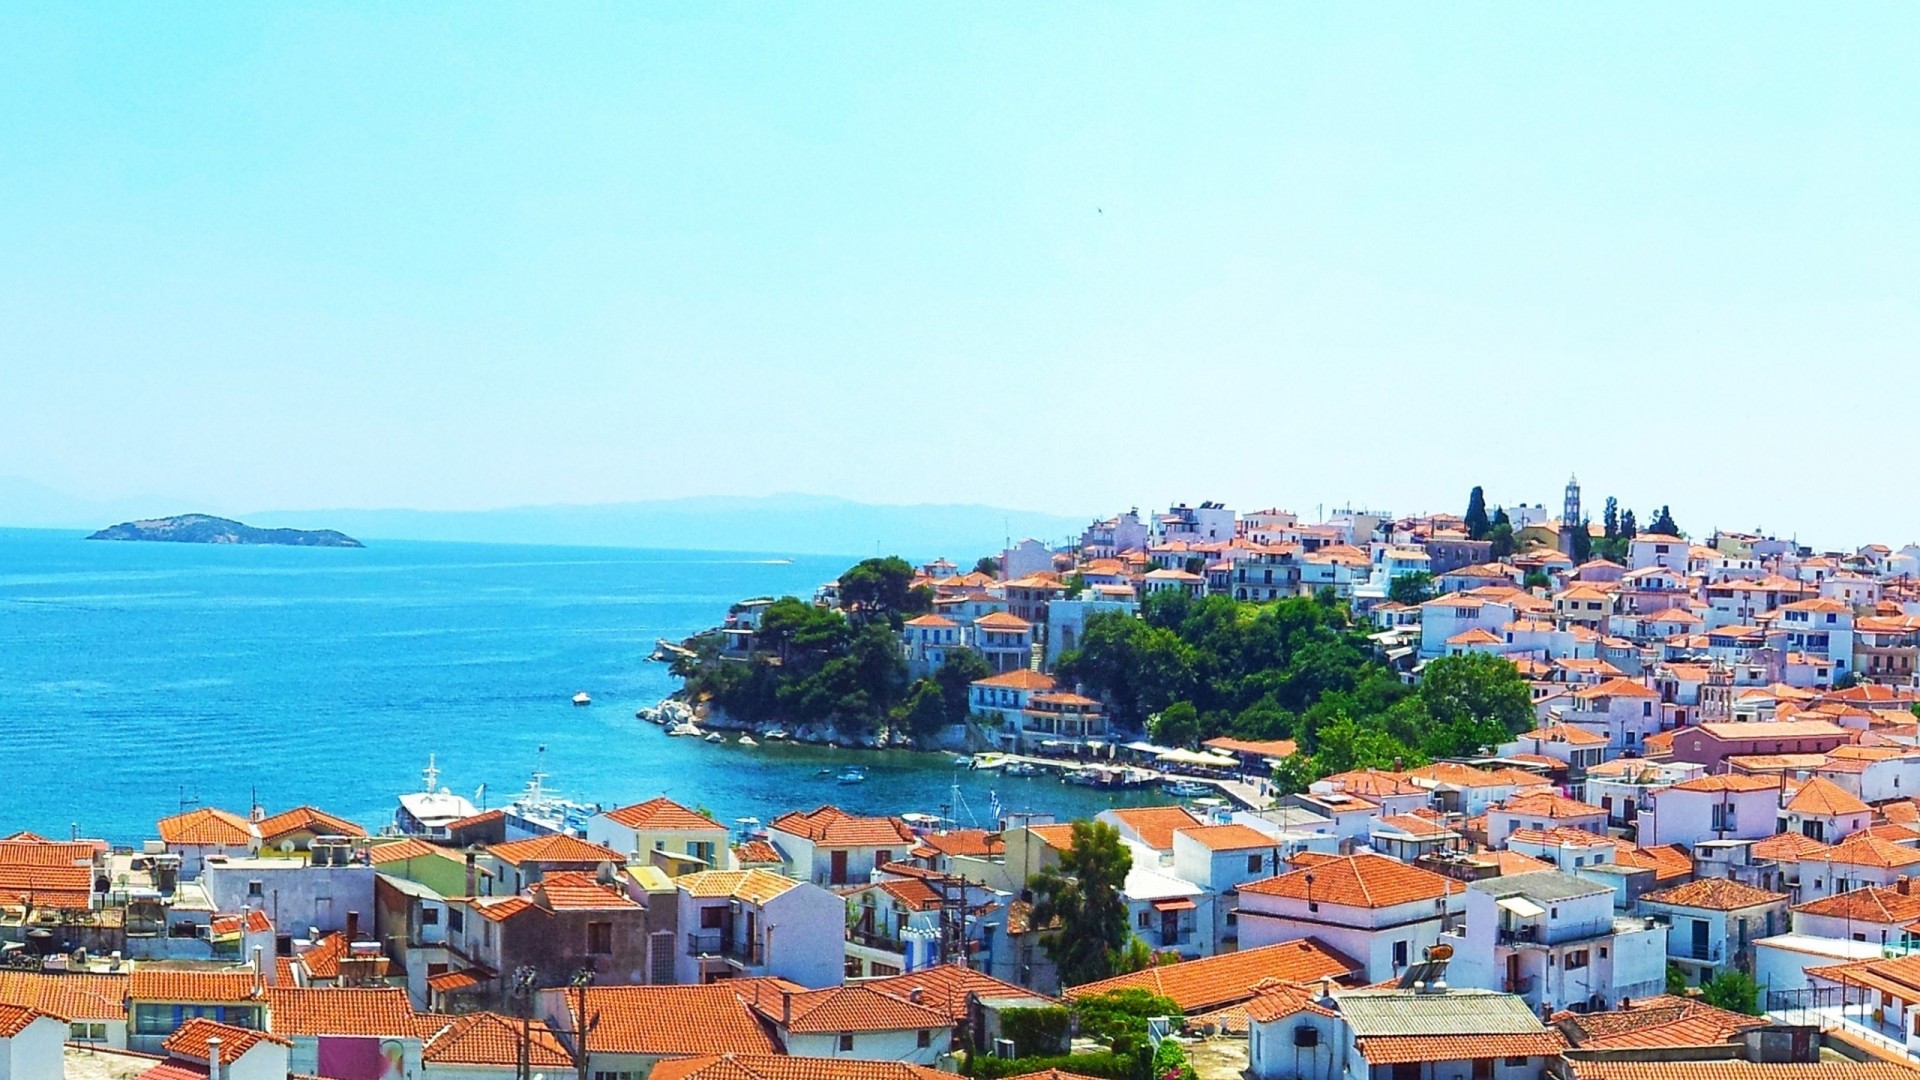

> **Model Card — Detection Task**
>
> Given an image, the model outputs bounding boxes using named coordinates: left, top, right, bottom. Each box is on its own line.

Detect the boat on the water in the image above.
left=393, top=756, right=479, bottom=839
left=837, top=767, right=867, bottom=784
left=969, top=753, right=1008, bottom=771
left=764, top=729, right=789, bottom=741
left=572, top=691, right=591, bottom=706
left=704, top=732, right=724, bottom=743
left=502, top=747, right=597, bottom=839
left=667, top=721, right=703, bottom=738
left=1163, top=779, right=1212, bottom=798
left=1003, top=761, right=1041, bottom=777
left=738, top=735, right=758, bottom=747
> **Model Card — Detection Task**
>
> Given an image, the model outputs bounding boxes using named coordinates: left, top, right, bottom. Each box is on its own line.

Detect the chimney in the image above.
left=908, top=987, right=924, bottom=1004
left=1901, top=879, right=1913, bottom=896
left=465, top=850, right=478, bottom=896
left=208, top=1036, right=222, bottom=1079
left=252, top=946, right=267, bottom=990
left=346, top=911, right=361, bottom=942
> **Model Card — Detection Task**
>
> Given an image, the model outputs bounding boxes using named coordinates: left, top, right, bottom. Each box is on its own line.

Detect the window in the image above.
left=702, top=906, right=726, bottom=929
left=448, top=909, right=464, bottom=933
left=70, top=1022, right=107, bottom=1042
left=1506, top=1057, right=1530, bottom=1067
left=588, top=921, right=614, bottom=955
left=1599, top=946, right=1608, bottom=959
left=421, top=907, right=439, bottom=926
left=918, top=1029, right=932, bottom=1048
left=1247, top=854, right=1263, bottom=873
left=839, top=1034, right=855, bottom=1052
left=1567, top=949, right=1590, bottom=970
left=1392, top=940, right=1409, bottom=968
left=1138, top=910, right=1151, bottom=928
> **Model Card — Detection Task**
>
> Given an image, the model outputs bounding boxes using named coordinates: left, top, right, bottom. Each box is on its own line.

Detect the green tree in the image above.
left=1649, top=505, right=1681, bottom=537
left=1149, top=702, right=1201, bottom=748
left=1570, top=518, right=1593, bottom=563
left=1836, top=672, right=1862, bottom=691
left=1029, top=821, right=1135, bottom=988
left=839, top=556, right=924, bottom=625
left=1488, top=521, right=1516, bottom=559
left=1666, top=962, right=1689, bottom=995
left=755, top=597, right=851, bottom=665
left=1465, top=487, right=1491, bottom=540
left=1523, top=570, right=1552, bottom=591
left=1700, top=969, right=1762, bottom=1015
left=1619, top=509, right=1638, bottom=539
left=974, top=556, right=1001, bottom=577
left=1388, top=572, right=1434, bottom=606
left=932, top=649, right=993, bottom=717
left=1417, top=653, right=1535, bottom=758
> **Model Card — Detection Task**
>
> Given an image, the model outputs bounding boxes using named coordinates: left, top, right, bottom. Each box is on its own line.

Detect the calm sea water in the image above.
left=0, top=529, right=1160, bottom=843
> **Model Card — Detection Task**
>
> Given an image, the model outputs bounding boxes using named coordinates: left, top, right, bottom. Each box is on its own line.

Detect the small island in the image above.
left=86, top=514, right=364, bottom=548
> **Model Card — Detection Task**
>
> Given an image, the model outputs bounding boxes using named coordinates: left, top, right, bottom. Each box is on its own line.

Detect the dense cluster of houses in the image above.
left=11, top=487, right=1920, bottom=1079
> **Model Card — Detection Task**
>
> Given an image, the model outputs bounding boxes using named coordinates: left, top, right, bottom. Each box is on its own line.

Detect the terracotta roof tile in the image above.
left=1103, top=807, right=1205, bottom=851
left=253, top=806, right=365, bottom=841
left=264, top=987, right=416, bottom=1037
left=564, top=982, right=794, bottom=1056
left=1356, top=1031, right=1566, bottom=1064
left=129, top=968, right=261, bottom=1003
left=0, top=971, right=127, bottom=1021
left=770, top=806, right=916, bottom=848
left=1785, top=776, right=1871, bottom=817
left=487, top=834, right=622, bottom=866
left=601, top=797, right=724, bottom=832
left=1065, top=939, right=1361, bottom=1013
left=760, top=984, right=949, bottom=1033
left=422, top=1011, right=571, bottom=1067
left=650, top=1055, right=950, bottom=1080
left=164, top=1017, right=290, bottom=1060
left=1240, top=853, right=1460, bottom=909
left=862, top=965, right=1044, bottom=1021
left=1641, top=878, right=1786, bottom=911
left=678, top=869, right=802, bottom=904
left=156, top=808, right=257, bottom=847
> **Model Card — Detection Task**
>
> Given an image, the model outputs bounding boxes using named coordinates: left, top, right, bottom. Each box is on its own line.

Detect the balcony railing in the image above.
left=1686, top=941, right=1724, bottom=962
left=848, top=928, right=905, bottom=953
left=1504, top=976, right=1536, bottom=994
left=1498, top=925, right=1540, bottom=946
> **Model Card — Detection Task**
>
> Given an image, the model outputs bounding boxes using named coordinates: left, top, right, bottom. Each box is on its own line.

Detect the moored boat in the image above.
left=572, top=691, right=591, bottom=706
left=738, top=735, right=758, bottom=747
left=836, top=767, right=867, bottom=784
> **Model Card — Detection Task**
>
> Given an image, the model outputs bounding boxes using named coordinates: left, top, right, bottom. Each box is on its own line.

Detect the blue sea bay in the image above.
left=0, top=529, right=1159, bottom=843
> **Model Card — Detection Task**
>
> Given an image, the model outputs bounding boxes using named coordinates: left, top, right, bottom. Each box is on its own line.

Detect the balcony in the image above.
left=848, top=928, right=905, bottom=953
left=1504, top=976, right=1536, bottom=994
left=685, top=930, right=764, bottom=965
left=1498, top=925, right=1541, bottom=947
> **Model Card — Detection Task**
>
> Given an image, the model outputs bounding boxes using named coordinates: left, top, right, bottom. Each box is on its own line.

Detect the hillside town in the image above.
left=14, top=483, right=1920, bottom=1080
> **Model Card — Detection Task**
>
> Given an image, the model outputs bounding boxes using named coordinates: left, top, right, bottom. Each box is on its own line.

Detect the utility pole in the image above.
left=513, top=966, right=538, bottom=1080
left=570, top=967, right=597, bottom=1080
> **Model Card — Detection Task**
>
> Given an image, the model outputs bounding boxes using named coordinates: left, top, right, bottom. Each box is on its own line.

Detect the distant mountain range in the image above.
left=1, top=479, right=1091, bottom=558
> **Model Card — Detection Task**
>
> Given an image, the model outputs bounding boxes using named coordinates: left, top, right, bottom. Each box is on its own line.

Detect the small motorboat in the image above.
left=970, top=753, right=1007, bottom=771
left=764, top=729, right=789, bottom=741
left=1163, top=779, right=1212, bottom=798
left=816, top=768, right=834, bottom=776
left=572, top=692, right=592, bottom=707
left=667, top=722, right=703, bottom=738
left=704, top=732, right=724, bottom=743
left=1003, top=761, right=1041, bottom=777
left=738, top=735, right=758, bottom=747
left=836, top=768, right=867, bottom=784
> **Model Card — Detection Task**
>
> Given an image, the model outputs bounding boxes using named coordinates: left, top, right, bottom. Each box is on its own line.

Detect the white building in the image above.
left=674, top=868, right=846, bottom=988
left=1237, top=853, right=1463, bottom=982
left=1637, top=877, right=1789, bottom=986
left=587, top=797, right=731, bottom=869
left=1440, top=871, right=1665, bottom=1015
left=1638, top=773, right=1780, bottom=848
left=0, top=1004, right=65, bottom=1080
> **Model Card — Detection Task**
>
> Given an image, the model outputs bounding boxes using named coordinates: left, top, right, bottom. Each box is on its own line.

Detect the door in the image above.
left=830, top=850, right=849, bottom=885
left=1393, top=1063, right=1422, bottom=1080
left=1160, top=909, right=1179, bottom=946
left=1692, top=918, right=1710, bottom=960
left=1506, top=953, right=1521, bottom=993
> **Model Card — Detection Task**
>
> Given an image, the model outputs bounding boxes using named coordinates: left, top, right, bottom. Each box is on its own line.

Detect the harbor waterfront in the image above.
left=0, top=528, right=1164, bottom=842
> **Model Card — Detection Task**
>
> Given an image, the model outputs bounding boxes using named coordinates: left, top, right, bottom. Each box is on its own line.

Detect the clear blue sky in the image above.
left=3, top=5, right=1916, bottom=547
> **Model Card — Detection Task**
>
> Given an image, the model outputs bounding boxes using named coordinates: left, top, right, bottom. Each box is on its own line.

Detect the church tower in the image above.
left=1559, top=474, right=1582, bottom=556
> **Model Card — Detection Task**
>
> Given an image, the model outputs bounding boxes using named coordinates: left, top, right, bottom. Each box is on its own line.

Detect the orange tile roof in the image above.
left=1357, top=1031, right=1566, bottom=1064
left=974, top=611, right=1034, bottom=630
left=1749, top=833, right=1834, bottom=862
left=913, top=830, right=1003, bottom=858
left=1064, top=939, right=1360, bottom=1013
left=1609, top=843, right=1692, bottom=882
left=1479, top=850, right=1555, bottom=875
left=567, top=982, right=795, bottom=1056
left=253, top=806, right=366, bottom=841
left=868, top=878, right=942, bottom=913
left=487, top=833, right=622, bottom=866
left=651, top=1055, right=950, bottom=1080
left=1103, top=807, right=1206, bottom=850
left=1557, top=995, right=1765, bottom=1049
left=1507, top=827, right=1610, bottom=848
left=533, top=870, right=639, bottom=910
left=771, top=806, right=916, bottom=848
left=367, top=837, right=452, bottom=865
left=1572, top=678, right=1659, bottom=700
left=1203, top=736, right=1300, bottom=759
left=1173, top=824, right=1278, bottom=852
left=971, top=669, right=1057, bottom=690
left=1406, top=762, right=1550, bottom=790
left=678, top=869, right=802, bottom=904
left=1641, top=878, right=1787, bottom=911
left=163, top=1017, right=289, bottom=1060
left=1319, top=770, right=1424, bottom=798
left=759, top=984, right=948, bottom=1033
left=1785, top=776, right=1871, bottom=817
left=1496, top=792, right=1605, bottom=819
left=1240, top=982, right=1340, bottom=1024
left=1667, top=774, right=1779, bottom=793
left=733, top=839, right=784, bottom=865
left=0, top=1003, right=53, bottom=1038
left=1565, top=1063, right=1917, bottom=1080
left=156, top=808, right=257, bottom=847
left=210, top=910, right=273, bottom=937
left=861, top=964, right=1045, bottom=1020
left=0, top=838, right=101, bottom=866
left=129, top=968, right=260, bottom=1003
left=0, top=862, right=94, bottom=910
left=467, top=895, right=535, bottom=922
left=1026, top=824, right=1077, bottom=851
left=1240, top=853, right=1460, bottom=908
left=601, top=797, right=725, bottom=832
left=0, top=971, right=127, bottom=1021
left=1827, top=834, right=1920, bottom=869
left=1521, top=724, right=1609, bottom=747
left=1795, top=884, right=1920, bottom=923
left=263, top=987, right=416, bottom=1037
left=422, top=1011, right=571, bottom=1067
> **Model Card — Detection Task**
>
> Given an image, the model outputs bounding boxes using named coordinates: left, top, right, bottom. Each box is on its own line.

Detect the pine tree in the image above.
left=1465, top=487, right=1491, bottom=540
left=1571, top=518, right=1593, bottom=563
left=1602, top=497, right=1619, bottom=540
left=1650, top=505, right=1680, bottom=537
left=1620, top=509, right=1638, bottom=539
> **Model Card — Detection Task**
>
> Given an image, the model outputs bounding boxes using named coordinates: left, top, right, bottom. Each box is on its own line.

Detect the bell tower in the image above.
left=1559, top=474, right=1582, bottom=557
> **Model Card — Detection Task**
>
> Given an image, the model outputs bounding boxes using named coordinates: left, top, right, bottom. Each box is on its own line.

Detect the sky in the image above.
left=2, top=5, right=1917, bottom=549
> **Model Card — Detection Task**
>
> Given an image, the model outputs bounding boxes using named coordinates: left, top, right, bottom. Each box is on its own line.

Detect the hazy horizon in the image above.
left=6, top=7, right=1919, bottom=549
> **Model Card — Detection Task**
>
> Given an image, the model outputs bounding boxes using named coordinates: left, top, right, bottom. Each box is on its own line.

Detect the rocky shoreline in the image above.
left=636, top=696, right=974, bottom=752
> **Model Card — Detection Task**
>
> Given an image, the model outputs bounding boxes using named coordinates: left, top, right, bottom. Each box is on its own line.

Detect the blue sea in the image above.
left=0, top=529, right=1160, bottom=843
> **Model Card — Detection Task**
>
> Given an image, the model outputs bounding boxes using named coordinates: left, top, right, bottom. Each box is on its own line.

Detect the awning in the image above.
left=1497, top=896, right=1546, bottom=919
left=427, top=966, right=496, bottom=993
left=1155, top=748, right=1238, bottom=769
left=1151, top=897, right=1197, bottom=912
